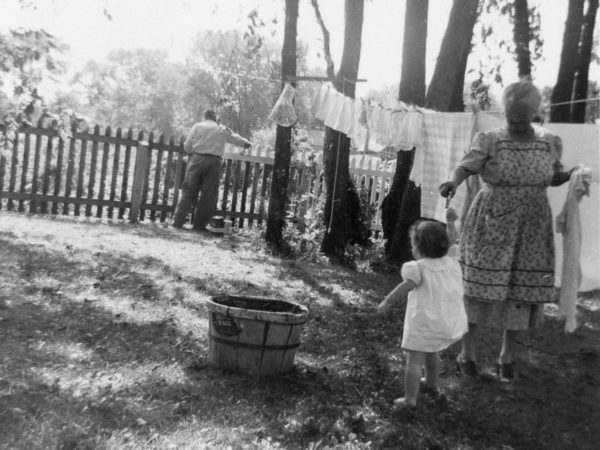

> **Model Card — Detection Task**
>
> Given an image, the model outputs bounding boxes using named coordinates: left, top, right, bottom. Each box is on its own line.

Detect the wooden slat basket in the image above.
left=205, top=294, right=309, bottom=376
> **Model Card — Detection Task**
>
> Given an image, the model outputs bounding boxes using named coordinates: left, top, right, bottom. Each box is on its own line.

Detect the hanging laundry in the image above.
left=555, top=165, right=592, bottom=332
left=376, top=109, right=394, bottom=146
left=358, top=98, right=369, bottom=127
left=389, top=111, right=407, bottom=148
left=350, top=99, right=369, bottom=149
left=310, top=83, right=328, bottom=116
left=269, top=83, right=297, bottom=127
left=473, top=110, right=504, bottom=134
left=333, top=96, right=356, bottom=136
left=416, top=112, right=473, bottom=222
left=396, top=110, right=424, bottom=150
left=315, top=84, right=334, bottom=121
left=323, top=90, right=346, bottom=130
left=367, top=104, right=383, bottom=135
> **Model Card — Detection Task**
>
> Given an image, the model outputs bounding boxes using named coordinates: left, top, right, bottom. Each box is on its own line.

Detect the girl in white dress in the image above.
left=378, top=208, right=468, bottom=407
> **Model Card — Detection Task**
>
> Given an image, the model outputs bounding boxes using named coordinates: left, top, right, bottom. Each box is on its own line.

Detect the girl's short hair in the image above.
left=410, top=220, right=450, bottom=258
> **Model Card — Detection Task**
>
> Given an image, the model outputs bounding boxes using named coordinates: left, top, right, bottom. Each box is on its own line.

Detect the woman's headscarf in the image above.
left=502, top=81, right=542, bottom=117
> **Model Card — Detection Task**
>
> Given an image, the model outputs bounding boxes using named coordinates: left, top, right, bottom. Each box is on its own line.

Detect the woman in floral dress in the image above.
left=439, top=81, right=573, bottom=380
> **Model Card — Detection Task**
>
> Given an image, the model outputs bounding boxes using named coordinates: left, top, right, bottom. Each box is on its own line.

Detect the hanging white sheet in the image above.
left=416, top=112, right=473, bottom=222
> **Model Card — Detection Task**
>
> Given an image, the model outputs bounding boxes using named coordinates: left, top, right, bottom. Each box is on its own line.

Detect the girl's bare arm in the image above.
left=378, top=279, right=417, bottom=313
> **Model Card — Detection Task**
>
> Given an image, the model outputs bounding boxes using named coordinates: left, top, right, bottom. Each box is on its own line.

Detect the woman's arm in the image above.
left=439, top=166, right=474, bottom=198
left=378, top=279, right=417, bottom=313
left=550, top=167, right=574, bottom=187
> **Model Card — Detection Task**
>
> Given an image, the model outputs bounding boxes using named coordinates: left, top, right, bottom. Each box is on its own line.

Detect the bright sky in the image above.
left=1, top=0, right=592, bottom=102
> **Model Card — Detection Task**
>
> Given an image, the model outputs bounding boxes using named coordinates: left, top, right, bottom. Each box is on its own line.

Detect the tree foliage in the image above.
left=68, top=25, right=316, bottom=139
left=72, top=49, right=184, bottom=136
left=0, top=28, right=66, bottom=123
left=473, top=0, right=543, bottom=86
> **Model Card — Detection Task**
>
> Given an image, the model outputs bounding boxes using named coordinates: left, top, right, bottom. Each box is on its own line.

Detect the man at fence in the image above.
left=172, top=109, right=251, bottom=230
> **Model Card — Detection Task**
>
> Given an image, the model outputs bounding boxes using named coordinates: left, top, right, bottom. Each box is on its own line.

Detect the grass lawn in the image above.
left=0, top=212, right=599, bottom=449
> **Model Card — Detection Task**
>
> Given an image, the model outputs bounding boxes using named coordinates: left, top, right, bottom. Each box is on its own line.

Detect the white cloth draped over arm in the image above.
left=555, top=165, right=592, bottom=332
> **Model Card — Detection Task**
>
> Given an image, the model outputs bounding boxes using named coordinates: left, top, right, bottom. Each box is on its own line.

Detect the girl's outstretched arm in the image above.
left=446, top=206, right=458, bottom=243
left=378, top=279, right=417, bottom=313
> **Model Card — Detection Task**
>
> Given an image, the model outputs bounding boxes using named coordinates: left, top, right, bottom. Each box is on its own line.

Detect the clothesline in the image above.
left=202, top=68, right=600, bottom=110
left=484, top=96, right=600, bottom=113
left=287, top=75, right=367, bottom=85
left=207, top=69, right=279, bottom=83
left=545, top=97, right=600, bottom=107
left=205, top=69, right=368, bottom=86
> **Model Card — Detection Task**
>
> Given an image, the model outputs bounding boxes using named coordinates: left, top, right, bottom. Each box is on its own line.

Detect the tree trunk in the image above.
left=265, top=0, right=298, bottom=249
left=426, top=0, right=479, bottom=111
left=398, top=0, right=428, bottom=105
left=381, top=149, right=421, bottom=264
left=448, top=44, right=470, bottom=112
left=320, top=0, right=366, bottom=263
left=550, top=0, right=584, bottom=123
left=513, top=0, right=532, bottom=78
left=572, top=0, right=599, bottom=123
left=382, top=0, right=428, bottom=265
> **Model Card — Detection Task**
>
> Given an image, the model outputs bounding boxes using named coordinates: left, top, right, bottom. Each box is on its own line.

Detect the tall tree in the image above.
left=316, top=0, right=369, bottom=263
left=550, top=0, right=585, bottom=122
left=512, top=0, right=533, bottom=78
left=398, top=0, right=428, bottom=105
left=266, top=0, right=298, bottom=249
left=381, top=0, right=428, bottom=265
left=426, top=0, right=480, bottom=112
left=572, top=0, right=599, bottom=122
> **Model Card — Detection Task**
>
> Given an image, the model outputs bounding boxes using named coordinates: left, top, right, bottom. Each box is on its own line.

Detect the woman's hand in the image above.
left=439, top=181, right=457, bottom=198
left=550, top=168, right=574, bottom=187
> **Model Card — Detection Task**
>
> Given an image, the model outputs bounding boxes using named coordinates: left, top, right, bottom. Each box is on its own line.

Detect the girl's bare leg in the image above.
left=395, top=350, right=426, bottom=407
left=424, top=352, right=440, bottom=388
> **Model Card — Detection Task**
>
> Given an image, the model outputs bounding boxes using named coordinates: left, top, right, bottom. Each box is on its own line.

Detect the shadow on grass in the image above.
left=1, top=218, right=600, bottom=449
left=0, top=233, right=298, bottom=448
left=0, top=230, right=395, bottom=449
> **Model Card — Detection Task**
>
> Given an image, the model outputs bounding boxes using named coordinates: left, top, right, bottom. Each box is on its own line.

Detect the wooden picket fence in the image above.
left=0, top=121, right=394, bottom=231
